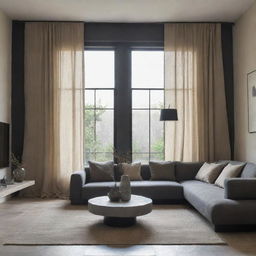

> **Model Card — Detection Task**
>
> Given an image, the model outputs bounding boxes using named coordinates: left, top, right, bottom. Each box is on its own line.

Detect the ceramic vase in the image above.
left=13, top=167, right=26, bottom=182
left=119, top=175, right=131, bottom=201
left=108, top=184, right=121, bottom=202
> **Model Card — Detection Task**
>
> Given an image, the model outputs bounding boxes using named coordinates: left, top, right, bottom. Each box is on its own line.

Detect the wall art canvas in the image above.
left=248, top=70, right=256, bottom=133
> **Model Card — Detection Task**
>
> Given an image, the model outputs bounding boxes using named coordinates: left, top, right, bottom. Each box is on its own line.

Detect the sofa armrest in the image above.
left=224, top=178, right=256, bottom=200
left=70, top=170, right=86, bottom=204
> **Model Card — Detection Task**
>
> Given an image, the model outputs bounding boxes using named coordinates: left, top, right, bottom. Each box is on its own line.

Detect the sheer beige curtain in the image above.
left=164, top=23, right=230, bottom=162
left=23, top=22, right=84, bottom=198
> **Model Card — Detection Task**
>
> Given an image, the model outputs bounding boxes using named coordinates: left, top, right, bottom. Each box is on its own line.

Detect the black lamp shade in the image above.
left=160, top=109, right=178, bottom=121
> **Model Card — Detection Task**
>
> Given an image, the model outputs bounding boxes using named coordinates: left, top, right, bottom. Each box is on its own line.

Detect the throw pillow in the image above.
left=214, top=163, right=245, bottom=188
left=195, top=162, right=226, bottom=184
left=120, top=162, right=142, bottom=181
left=149, top=161, right=175, bottom=181
left=88, top=160, right=114, bottom=182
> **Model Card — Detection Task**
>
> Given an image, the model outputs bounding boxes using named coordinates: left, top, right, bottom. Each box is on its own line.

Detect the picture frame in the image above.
left=247, top=70, right=256, bottom=133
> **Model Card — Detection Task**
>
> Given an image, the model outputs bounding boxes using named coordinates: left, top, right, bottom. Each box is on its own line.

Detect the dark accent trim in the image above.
left=11, top=21, right=25, bottom=160
left=221, top=23, right=234, bottom=159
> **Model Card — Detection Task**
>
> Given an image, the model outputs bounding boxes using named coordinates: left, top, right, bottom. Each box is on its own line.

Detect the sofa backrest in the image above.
left=241, top=162, right=256, bottom=178
left=218, top=160, right=256, bottom=178
left=85, top=161, right=256, bottom=182
left=116, top=162, right=204, bottom=181
left=175, top=162, right=204, bottom=181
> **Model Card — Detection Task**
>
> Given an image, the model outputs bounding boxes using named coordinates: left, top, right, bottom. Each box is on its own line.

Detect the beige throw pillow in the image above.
left=214, top=163, right=245, bottom=188
left=120, top=162, right=142, bottom=181
left=195, top=162, right=226, bottom=184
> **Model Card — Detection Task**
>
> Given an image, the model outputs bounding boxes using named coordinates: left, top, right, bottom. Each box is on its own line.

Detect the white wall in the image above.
left=234, top=2, right=256, bottom=162
left=0, top=9, right=11, bottom=178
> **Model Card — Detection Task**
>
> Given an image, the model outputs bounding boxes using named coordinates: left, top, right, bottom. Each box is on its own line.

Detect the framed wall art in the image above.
left=247, top=70, right=256, bottom=133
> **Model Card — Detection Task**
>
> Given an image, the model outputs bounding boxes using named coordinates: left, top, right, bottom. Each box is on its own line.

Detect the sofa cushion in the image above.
left=195, top=162, right=226, bottom=184
left=175, top=162, right=204, bottom=181
left=241, top=162, right=256, bottom=178
left=119, top=162, right=142, bottom=181
left=215, top=163, right=245, bottom=188
left=149, top=161, right=175, bottom=181
left=88, top=161, right=114, bottom=182
left=82, top=180, right=184, bottom=201
left=181, top=180, right=256, bottom=225
left=130, top=181, right=183, bottom=200
left=82, top=181, right=115, bottom=200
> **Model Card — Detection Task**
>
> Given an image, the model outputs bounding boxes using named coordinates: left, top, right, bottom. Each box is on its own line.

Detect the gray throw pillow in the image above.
left=195, top=162, right=226, bottom=184
left=119, top=162, right=142, bottom=181
left=88, top=160, right=114, bottom=182
left=215, top=163, right=245, bottom=188
left=149, top=161, right=175, bottom=181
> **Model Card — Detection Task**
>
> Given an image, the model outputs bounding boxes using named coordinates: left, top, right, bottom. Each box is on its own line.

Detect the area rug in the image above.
left=0, top=199, right=225, bottom=245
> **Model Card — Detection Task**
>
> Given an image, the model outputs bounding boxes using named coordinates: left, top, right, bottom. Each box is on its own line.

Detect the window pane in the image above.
left=96, top=90, right=114, bottom=108
left=96, top=110, right=114, bottom=153
left=132, top=90, right=149, bottom=109
left=84, top=90, right=94, bottom=107
left=150, top=153, right=164, bottom=161
left=95, top=153, right=113, bottom=162
left=151, top=90, right=164, bottom=109
left=132, top=51, right=164, bottom=88
left=85, top=152, right=96, bottom=163
left=85, top=51, right=115, bottom=88
left=132, top=110, right=149, bottom=153
left=150, top=110, right=164, bottom=154
left=133, top=153, right=149, bottom=163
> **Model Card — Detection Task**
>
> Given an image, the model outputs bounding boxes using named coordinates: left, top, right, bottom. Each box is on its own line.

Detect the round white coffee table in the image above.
left=88, top=195, right=152, bottom=227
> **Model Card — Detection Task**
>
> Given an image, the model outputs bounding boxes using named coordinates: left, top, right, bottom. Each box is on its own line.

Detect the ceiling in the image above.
left=0, top=0, right=254, bottom=23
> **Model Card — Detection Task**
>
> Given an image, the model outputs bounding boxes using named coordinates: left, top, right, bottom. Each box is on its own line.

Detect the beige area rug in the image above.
left=0, top=199, right=225, bottom=245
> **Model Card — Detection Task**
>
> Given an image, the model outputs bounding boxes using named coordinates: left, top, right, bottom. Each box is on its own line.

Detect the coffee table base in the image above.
left=104, top=217, right=136, bottom=227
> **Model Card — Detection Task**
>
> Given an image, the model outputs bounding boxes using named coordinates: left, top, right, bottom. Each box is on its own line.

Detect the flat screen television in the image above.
left=0, top=122, right=9, bottom=168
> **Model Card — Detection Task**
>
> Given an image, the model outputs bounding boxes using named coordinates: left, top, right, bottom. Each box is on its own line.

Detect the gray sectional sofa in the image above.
left=70, top=161, right=256, bottom=231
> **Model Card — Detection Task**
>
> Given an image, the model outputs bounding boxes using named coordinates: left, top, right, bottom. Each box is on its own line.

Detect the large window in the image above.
left=84, top=50, right=115, bottom=164
left=84, top=48, right=164, bottom=164
left=132, top=51, right=164, bottom=162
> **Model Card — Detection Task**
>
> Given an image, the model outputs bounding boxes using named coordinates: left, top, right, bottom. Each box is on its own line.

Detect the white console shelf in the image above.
left=0, top=180, right=35, bottom=198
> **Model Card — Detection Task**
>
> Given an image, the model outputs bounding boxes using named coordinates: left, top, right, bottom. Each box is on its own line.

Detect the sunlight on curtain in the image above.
left=164, top=23, right=231, bottom=162
left=23, top=22, right=84, bottom=198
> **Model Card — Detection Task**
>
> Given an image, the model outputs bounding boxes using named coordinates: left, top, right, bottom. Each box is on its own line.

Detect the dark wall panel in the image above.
left=221, top=23, right=234, bottom=159
left=11, top=21, right=25, bottom=160
left=85, top=23, right=164, bottom=44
